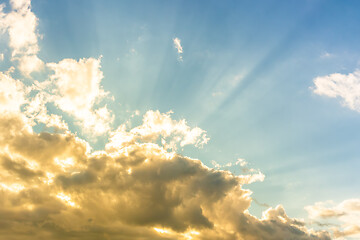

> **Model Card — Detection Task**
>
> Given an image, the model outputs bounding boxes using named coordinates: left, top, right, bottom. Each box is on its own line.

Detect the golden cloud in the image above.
left=0, top=0, right=333, bottom=239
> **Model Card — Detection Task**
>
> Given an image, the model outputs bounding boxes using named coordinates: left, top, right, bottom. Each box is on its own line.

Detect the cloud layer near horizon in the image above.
left=306, top=199, right=360, bottom=239
left=0, top=0, right=335, bottom=239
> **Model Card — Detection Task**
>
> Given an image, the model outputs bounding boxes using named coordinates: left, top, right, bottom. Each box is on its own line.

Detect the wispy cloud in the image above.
left=320, top=52, right=334, bottom=59
left=306, top=199, right=360, bottom=239
left=211, top=158, right=265, bottom=184
left=173, top=37, right=183, bottom=61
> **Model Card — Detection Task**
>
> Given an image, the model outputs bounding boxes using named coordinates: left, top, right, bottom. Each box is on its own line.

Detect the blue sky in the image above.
left=1, top=0, right=360, bottom=239
left=33, top=0, right=360, bottom=213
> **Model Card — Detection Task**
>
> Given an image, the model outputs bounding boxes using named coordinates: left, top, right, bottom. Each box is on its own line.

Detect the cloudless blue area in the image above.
left=28, top=0, right=360, bottom=218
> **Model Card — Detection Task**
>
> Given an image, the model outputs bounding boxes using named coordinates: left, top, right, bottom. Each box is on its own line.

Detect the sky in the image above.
left=1, top=0, right=360, bottom=239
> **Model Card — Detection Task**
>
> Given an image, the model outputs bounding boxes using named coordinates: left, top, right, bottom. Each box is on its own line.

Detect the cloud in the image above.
left=17, top=54, right=44, bottom=77
left=0, top=0, right=334, bottom=239
left=0, top=1, right=112, bottom=136
left=211, top=158, right=265, bottom=185
left=0, top=112, right=331, bottom=240
left=173, top=38, right=183, bottom=54
left=312, top=70, right=360, bottom=112
left=0, top=76, right=329, bottom=239
left=107, top=110, right=209, bottom=151
left=320, top=52, right=334, bottom=59
left=47, top=57, right=114, bottom=135
left=306, top=199, right=360, bottom=239
left=0, top=0, right=44, bottom=76
left=24, top=88, right=69, bottom=131
left=0, top=71, right=26, bottom=113
left=173, top=37, right=183, bottom=61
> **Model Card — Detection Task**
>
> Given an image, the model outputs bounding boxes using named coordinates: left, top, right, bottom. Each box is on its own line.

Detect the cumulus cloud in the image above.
left=0, top=0, right=113, bottom=135
left=24, top=87, right=69, bottom=131
left=0, top=62, right=329, bottom=240
left=0, top=0, right=334, bottom=239
left=107, top=110, right=209, bottom=151
left=0, top=63, right=68, bottom=132
left=0, top=111, right=331, bottom=240
left=306, top=199, right=360, bottom=239
left=10, top=55, right=114, bottom=135
left=0, top=71, right=26, bottom=113
left=0, top=0, right=44, bottom=76
left=312, top=70, right=360, bottom=112
left=0, top=71, right=330, bottom=239
left=47, top=57, right=114, bottom=135
left=173, top=37, right=183, bottom=61
left=17, top=54, right=44, bottom=77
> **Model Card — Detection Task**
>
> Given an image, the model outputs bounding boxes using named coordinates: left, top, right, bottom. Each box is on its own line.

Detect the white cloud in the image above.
left=106, top=110, right=209, bottom=151
left=1, top=1, right=112, bottom=135
left=211, top=158, right=265, bottom=184
left=0, top=71, right=26, bottom=113
left=0, top=66, right=68, bottom=132
left=47, top=57, right=114, bottom=135
left=24, top=89, right=69, bottom=131
left=4, top=0, right=37, bottom=55
left=306, top=199, right=360, bottom=239
left=312, top=70, right=360, bottom=112
left=48, top=58, right=107, bottom=112
left=0, top=0, right=44, bottom=76
left=17, top=54, right=44, bottom=76
left=10, top=0, right=31, bottom=12
left=173, top=38, right=183, bottom=54
left=173, top=37, right=183, bottom=61
left=0, top=53, right=4, bottom=61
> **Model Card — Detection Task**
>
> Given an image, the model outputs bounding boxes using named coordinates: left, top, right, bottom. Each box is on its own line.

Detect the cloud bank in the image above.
left=0, top=0, right=333, bottom=239
left=0, top=110, right=331, bottom=240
